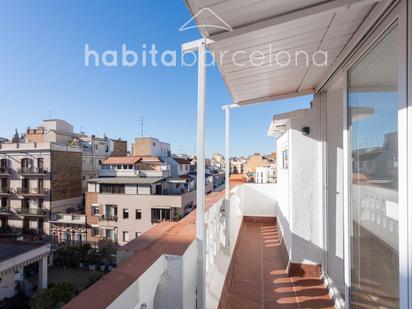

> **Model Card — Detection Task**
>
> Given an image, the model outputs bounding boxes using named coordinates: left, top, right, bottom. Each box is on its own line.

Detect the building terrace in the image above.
left=67, top=0, right=410, bottom=308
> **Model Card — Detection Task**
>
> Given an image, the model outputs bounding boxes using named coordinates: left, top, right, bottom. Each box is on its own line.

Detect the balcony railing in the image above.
left=0, top=167, right=12, bottom=175
left=15, top=187, right=48, bottom=196
left=18, top=167, right=48, bottom=175
left=0, top=187, right=11, bottom=195
left=0, top=207, right=12, bottom=215
left=99, top=214, right=118, bottom=222
left=15, top=207, right=47, bottom=217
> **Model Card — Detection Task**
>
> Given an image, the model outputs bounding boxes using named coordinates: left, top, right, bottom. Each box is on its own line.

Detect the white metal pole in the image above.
left=225, top=106, right=230, bottom=200
left=224, top=106, right=231, bottom=247
left=196, top=38, right=207, bottom=309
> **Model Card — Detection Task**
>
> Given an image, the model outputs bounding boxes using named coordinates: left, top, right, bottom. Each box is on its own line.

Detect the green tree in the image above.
left=30, top=283, right=76, bottom=309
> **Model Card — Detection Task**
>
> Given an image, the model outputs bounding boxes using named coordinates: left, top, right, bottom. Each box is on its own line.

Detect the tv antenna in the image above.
left=138, top=116, right=145, bottom=137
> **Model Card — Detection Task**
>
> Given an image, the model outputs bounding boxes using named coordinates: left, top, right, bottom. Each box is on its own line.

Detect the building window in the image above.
left=91, top=205, right=99, bottom=216
left=151, top=208, right=171, bottom=224
left=105, top=229, right=114, bottom=241
left=136, top=209, right=142, bottom=220
left=348, top=25, right=399, bottom=307
left=100, top=184, right=125, bottom=194
left=123, top=231, right=129, bottom=242
left=38, top=199, right=44, bottom=209
left=282, top=149, right=288, bottom=169
left=135, top=232, right=141, bottom=238
left=37, top=158, right=44, bottom=171
left=123, top=208, right=129, bottom=219
left=0, top=159, right=8, bottom=168
left=91, top=227, right=99, bottom=237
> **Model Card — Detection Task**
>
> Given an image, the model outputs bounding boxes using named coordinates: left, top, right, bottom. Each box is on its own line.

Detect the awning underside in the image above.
left=185, top=0, right=379, bottom=105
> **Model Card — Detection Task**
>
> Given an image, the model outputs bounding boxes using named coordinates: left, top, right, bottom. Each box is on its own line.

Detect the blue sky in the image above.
left=0, top=0, right=311, bottom=157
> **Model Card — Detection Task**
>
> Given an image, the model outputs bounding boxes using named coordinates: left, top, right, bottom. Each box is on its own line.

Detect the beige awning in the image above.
left=184, top=0, right=386, bottom=105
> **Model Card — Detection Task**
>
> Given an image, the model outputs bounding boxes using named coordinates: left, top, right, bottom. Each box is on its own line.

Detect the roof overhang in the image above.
left=184, top=0, right=390, bottom=106
left=268, top=108, right=308, bottom=138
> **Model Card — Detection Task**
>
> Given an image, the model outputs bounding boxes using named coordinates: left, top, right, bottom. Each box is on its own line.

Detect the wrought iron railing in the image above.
left=15, top=188, right=48, bottom=195
left=18, top=167, right=48, bottom=175
left=99, top=214, right=118, bottom=222
left=15, top=207, right=47, bottom=216
left=0, top=187, right=10, bottom=194
left=0, top=167, right=11, bottom=174
left=0, top=207, right=12, bottom=214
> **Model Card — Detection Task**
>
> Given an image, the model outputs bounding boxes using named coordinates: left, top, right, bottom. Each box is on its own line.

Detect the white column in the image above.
left=223, top=106, right=231, bottom=248
left=224, top=106, right=230, bottom=201
left=38, top=255, right=48, bottom=289
left=196, top=38, right=207, bottom=309
left=182, top=37, right=213, bottom=309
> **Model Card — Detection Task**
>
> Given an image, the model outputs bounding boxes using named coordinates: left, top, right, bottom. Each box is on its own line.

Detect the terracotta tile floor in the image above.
left=220, top=220, right=335, bottom=309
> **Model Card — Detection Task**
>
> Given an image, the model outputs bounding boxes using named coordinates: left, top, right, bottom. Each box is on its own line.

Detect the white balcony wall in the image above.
left=107, top=241, right=197, bottom=309
left=108, top=256, right=165, bottom=309
left=238, top=184, right=278, bottom=217
left=270, top=97, right=324, bottom=266
left=99, top=169, right=139, bottom=177
left=288, top=97, right=323, bottom=265
left=154, top=242, right=197, bottom=309
left=276, top=128, right=292, bottom=258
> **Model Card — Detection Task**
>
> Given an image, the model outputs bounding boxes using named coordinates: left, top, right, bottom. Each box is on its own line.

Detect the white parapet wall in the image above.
left=107, top=241, right=197, bottom=309
left=238, top=183, right=278, bottom=217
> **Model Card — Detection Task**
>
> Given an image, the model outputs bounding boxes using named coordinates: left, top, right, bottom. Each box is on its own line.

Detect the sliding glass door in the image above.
left=348, top=24, right=399, bottom=308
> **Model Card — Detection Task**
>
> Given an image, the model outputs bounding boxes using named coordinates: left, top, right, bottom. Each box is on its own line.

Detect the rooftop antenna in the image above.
left=138, top=116, right=144, bottom=137
left=48, top=110, right=53, bottom=119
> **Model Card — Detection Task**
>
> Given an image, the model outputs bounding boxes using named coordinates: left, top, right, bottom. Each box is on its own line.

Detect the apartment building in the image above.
left=255, top=166, right=276, bottom=183
left=131, top=137, right=171, bottom=157
left=100, top=156, right=173, bottom=178
left=85, top=176, right=203, bottom=246
left=242, top=154, right=269, bottom=182
left=84, top=146, right=215, bottom=246
left=173, top=157, right=191, bottom=176
left=0, top=119, right=126, bottom=238
left=229, top=157, right=246, bottom=174
left=79, top=136, right=127, bottom=189
left=0, top=142, right=82, bottom=236
left=210, top=153, right=225, bottom=169
left=26, top=119, right=127, bottom=190
left=49, top=212, right=87, bottom=245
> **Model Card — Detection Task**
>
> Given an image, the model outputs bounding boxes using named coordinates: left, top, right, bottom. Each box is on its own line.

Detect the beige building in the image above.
left=85, top=152, right=212, bottom=246
left=243, top=154, right=269, bottom=182
left=85, top=177, right=209, bottom=246
left=0, top=119, right=126, bottom=239
left=0, top=142, right=82, bottom=236
left=26, top=119, right=127, bottom=190
left=131, top=137, right=171, bottom=157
